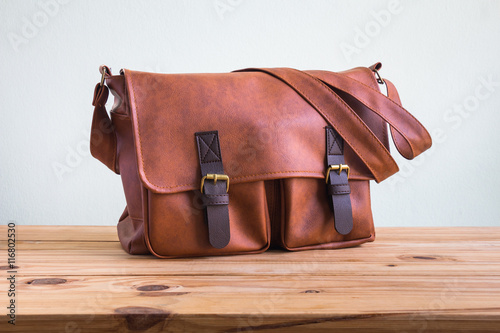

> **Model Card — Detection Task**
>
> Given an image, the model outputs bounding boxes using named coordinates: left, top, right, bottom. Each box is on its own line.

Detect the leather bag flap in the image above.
left=123, top=68, right=385, bottom=194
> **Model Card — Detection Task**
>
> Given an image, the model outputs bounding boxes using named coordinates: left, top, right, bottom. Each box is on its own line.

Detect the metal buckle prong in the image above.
left=372, top=68, right=385, bottom=85
left=100, top=67, right=109, bottom=87
left=200, top=174, right=230, bottom=193
left=325, top=164, right=350, bottom=183
left=100, top=70, right=106, bottom=87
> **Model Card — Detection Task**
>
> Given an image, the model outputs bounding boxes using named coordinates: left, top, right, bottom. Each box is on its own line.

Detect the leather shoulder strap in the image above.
left=305, top=70, right=432, bottom=160
left=236, top=67, right=399, bottom=182
left=235, top=67, right=431, bottom=182
left=90, top=82, right=119, bottom=174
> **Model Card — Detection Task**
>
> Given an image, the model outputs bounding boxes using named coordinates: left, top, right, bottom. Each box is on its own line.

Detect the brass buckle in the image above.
left=200, top=174, right=230, bottom=193
left=325, top=164, right=350, bottom=183
left=372, top=68, right=385, bottom=85
left=100, top=67, right=108, bottom=87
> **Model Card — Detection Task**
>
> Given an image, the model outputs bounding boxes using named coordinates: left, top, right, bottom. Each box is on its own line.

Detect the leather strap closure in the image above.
left=195, top=131, right=231, bottom=249
left=325, top=126, right=353, bottom=235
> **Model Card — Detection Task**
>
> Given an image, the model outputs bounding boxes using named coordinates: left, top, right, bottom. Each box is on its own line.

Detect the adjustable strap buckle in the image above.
left=200, top=174, right=230, bottom=193
left=325, top=126, right=353, bottom=235
left=195, top=131, right=231, bottom=249
left=99, top=65, right=111, bottom=87
left=325, top=164, right=350, bottom=183
left=100, top=68, right=106, bottom=86
left=372, top=68, right=385, bottom=85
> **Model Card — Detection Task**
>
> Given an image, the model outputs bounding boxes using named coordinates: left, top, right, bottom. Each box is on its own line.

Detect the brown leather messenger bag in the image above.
left=90, top=63, right=432, bottom=258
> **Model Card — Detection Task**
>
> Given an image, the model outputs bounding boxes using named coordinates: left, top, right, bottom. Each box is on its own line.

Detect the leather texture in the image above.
left=90, top=63, right=432, bottom=258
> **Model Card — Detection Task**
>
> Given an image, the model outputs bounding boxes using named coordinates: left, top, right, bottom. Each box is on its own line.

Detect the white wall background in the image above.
left=1, top=0, right=499, bottom=227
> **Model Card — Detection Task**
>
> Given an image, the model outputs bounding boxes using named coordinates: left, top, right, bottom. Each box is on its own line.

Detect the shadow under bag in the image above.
left=90, top=63, right=432, bottom=258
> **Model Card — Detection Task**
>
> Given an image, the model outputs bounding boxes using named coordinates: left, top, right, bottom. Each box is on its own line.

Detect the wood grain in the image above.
left=0, top=226, right=499, bottom=332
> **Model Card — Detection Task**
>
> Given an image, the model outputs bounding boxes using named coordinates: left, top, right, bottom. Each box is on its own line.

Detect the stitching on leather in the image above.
left=329, top=184, right=350, bottom=195
left=332, top=130, right=341, bottom=154
left=129, top=70, right=377, bottom=190
left=332, top=190, right=350, bottom=194
left=327, top=127, right=332, bottom=154
left=391, top=128, right=409, bottom=159
left=297, top=69, right=392, bottom=161
left=311, top=69, right=394, bottom=155
left=327, top=128, right=334, bottom=155
left=285, top=69, right=391, bottom=175
left=332, top=130, right=340, bottom=155
left=199, top=161, right=223, bottom=165
left=129, top=72, right=151, bottom=188
left=282, top=68, right=396, bottom=180
left=327, top=127, right=342, bottom=155
left=322, top=68, right=426, bottom=130
left=385, top=80, right=417, bottom=158
left=349, top=74, right=427, bottom=133
left=234, top=170, right=317, bottom=179
left=200, top=135, right=215, bottom=162
left=349, top=78, right=416, bottom=156
left=199, top=133, right=221, bottom=163
left=316, top=70, right=422, bottom=156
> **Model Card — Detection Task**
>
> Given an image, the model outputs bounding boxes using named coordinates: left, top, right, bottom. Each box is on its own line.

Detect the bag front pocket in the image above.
left=281, top=178, right=375, bottom=250
left=144, top=181, right=270, bottom=258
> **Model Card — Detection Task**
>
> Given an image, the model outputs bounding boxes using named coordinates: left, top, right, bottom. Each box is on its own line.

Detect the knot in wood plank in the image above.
left=136, top=285, right=170, bottom=291
left=114, top=306, right=172, bottom=330
left=27, top=278, right=67, bottom=285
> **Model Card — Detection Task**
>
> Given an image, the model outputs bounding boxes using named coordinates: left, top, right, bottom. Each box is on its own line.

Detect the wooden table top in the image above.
left=1, top=226, right=499, bottom=332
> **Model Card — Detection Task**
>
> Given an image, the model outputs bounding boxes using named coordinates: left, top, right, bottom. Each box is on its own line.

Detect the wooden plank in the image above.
left=1, top=225, right=500, bottom=242
left=5, top=262, right=500, bottom=277
left=11, top=274, right=500, bottom=293
left=3, top=275, right=500, bottom=330
left=375, top=227, right=500, bottom=242
left=4, top=314, right=500, bottom=333
left=0, top=226, right=499, bottom=332
left=0, top=225, right=118, bottom=242
left=7, top=291, right=500, bottom=316
left=6, top=241, right=500, bottom=262
left=2, top=241, right=499, bottom=276
left=2, top=291, right=500, bottom=331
